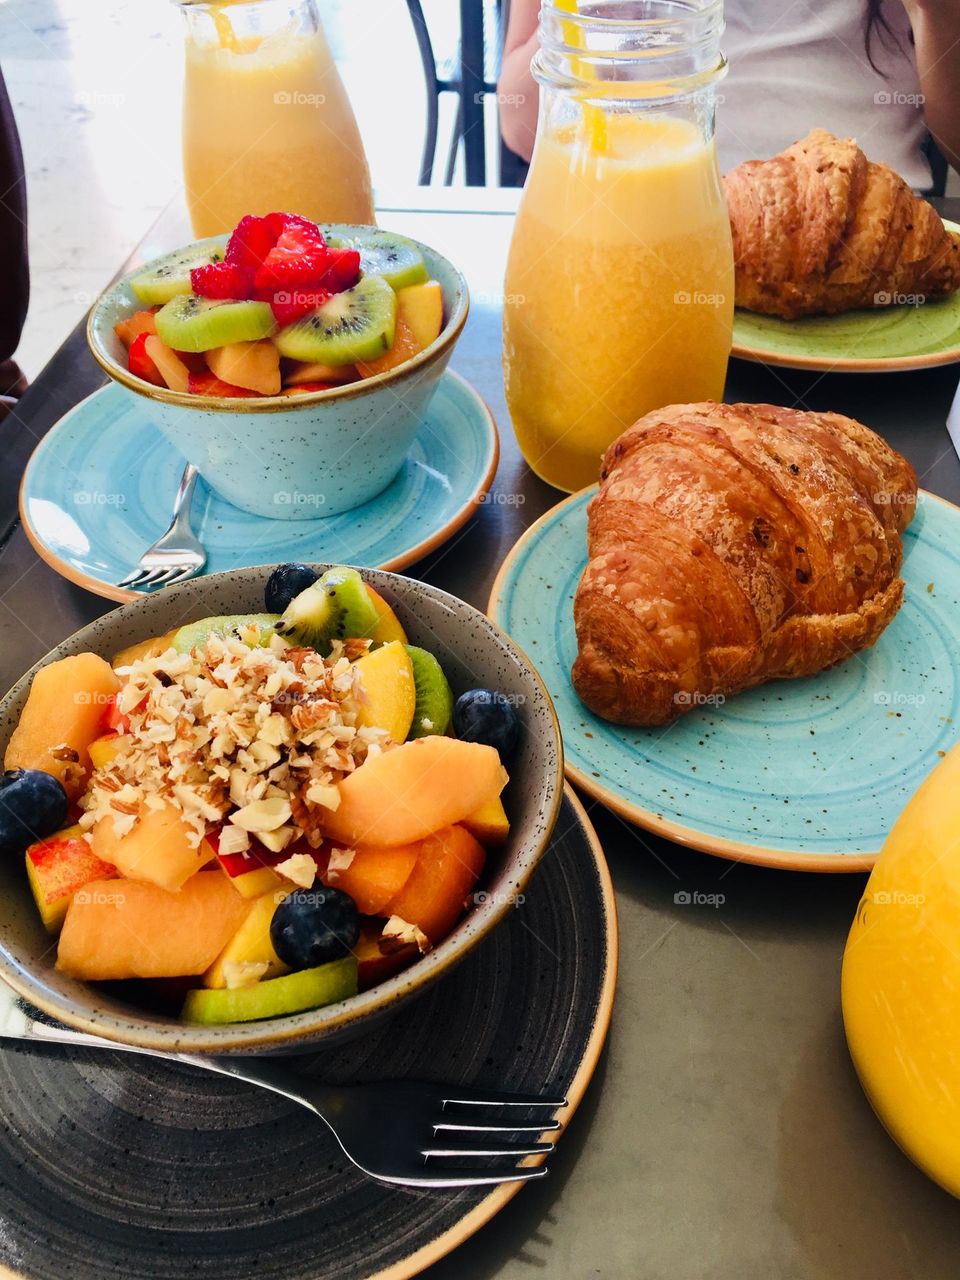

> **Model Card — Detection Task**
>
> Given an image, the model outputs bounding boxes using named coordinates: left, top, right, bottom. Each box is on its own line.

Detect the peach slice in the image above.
left=206, top=339, right=281, bottom=395
left=351, top=640, right=416, bottom=742
left=26, top=824, right=118, bottom=934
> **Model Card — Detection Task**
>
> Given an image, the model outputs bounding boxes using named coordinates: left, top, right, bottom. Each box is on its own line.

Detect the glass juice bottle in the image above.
left=177, top=0, right=376, bottom=237
left=503, top=0, right=734, bottom=492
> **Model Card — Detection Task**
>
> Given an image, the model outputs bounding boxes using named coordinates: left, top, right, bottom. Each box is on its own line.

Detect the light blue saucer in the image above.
left=490, top=488, right=960, bottom=870
left=21, top=371, right=498, bottom=602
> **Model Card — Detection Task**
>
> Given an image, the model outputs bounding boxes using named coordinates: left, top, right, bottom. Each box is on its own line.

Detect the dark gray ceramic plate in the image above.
left=0, top=787, right=616, bottom=1280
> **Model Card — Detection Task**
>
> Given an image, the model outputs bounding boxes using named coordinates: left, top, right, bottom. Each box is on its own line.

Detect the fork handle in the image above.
left=21, top=1019, right=342, bottom=1127
left=168, top=462, right=201, bottom=527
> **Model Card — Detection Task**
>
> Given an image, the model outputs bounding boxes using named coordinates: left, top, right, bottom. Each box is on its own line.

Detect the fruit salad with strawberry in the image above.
left=113, top=213, right=446, bottom=399
left=1, top=567, right=520, bottom=1025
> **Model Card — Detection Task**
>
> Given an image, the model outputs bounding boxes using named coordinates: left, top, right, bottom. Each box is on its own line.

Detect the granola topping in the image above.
left=77, top=632, right=392, bottom=850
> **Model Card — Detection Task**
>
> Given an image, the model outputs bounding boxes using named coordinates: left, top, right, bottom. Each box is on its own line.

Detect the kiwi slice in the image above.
left=182, top=957, right=358, bottom=1024
left=276, top=567, right=380, bottom=653
left=172, top=613, right=280, bottom=656
left=155, top=295, right=275, bottom=353
left=129, top=244, right=223, bottom=306
left=274, top=276, right=396, bottom=365
left=405, top=645, right=454, bottom=738
left=330, top=229, right=428, bottom=291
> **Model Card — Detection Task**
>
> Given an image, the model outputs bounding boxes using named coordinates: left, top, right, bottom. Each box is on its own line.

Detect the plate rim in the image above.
left=0, top=783, right=618, bottom=1280
left=730, top=219, right=960, bottom=373
left=18, top=369, right=500, bottom=604
left=488, top=486, right=960, bottom=873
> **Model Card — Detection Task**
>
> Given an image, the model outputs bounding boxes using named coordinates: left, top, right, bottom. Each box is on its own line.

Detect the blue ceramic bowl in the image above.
left=86, top=228, right=469, bottom=520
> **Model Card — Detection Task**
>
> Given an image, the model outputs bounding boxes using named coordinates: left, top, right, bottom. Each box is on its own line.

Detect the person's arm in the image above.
left=902, top=0, right=960, bottom=171
left=498, top=0, right=541, bottom=162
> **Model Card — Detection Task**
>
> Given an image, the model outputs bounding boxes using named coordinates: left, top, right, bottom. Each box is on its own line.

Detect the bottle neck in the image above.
left=175, top=0, right=319, bottom=49
left=534, top=0, right=726, bottom=108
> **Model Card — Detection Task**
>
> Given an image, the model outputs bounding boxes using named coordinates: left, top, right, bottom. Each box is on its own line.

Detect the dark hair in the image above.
left=865, top=0, right=908, bottom=74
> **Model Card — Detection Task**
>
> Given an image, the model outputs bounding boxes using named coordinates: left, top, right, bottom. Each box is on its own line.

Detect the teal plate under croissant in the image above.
left=731, top=219, right=960, bottom=373
left=490, top=487, right=960, bottom=871
left=19, top=371, right=498, bottom=602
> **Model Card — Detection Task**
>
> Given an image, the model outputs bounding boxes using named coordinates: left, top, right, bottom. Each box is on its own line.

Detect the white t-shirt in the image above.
left=719, top=0, right=931, bottom=190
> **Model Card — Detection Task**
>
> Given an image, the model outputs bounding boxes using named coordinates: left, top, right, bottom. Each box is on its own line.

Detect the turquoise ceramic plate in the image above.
left=490, top=488, right=960, bottom=871
left=731, top=220, right=960, bottom=373
left=20, top=371, right=498, bottom=603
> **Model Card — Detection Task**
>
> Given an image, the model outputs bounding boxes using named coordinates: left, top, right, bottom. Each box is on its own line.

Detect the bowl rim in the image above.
left=0, top=566, right=564, bottom=1053
left=86, top=227, right=470, bottom=414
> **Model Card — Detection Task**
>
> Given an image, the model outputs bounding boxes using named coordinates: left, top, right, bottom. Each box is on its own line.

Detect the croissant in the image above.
left=723, top=128, right=960, bottom=319
left=571, top=402, right=917, bottom=726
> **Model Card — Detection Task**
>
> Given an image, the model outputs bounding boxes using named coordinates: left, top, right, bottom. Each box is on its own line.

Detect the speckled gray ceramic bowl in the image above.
left=86, top=228, right=468, bottom=520
left=0, top=566, right=562, bottom=1055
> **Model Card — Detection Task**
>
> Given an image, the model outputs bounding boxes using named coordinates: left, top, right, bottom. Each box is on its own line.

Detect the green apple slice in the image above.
left=182, top=957, right=358, bottom=1024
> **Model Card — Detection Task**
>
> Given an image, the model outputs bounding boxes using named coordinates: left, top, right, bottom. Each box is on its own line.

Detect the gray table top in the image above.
left=3, top=194, right=960, bottom=1279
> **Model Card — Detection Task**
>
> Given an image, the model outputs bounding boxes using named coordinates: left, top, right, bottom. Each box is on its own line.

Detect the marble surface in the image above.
left=0, top=0, right=452, bottom=380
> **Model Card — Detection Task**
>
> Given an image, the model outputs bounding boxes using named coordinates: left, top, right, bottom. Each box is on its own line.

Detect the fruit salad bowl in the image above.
left=0, top=565, right=562, bottom=1054
left=86, top=222, right=469, bottom=520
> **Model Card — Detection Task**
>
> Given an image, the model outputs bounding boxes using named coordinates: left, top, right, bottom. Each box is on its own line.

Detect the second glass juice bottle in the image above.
left=178, top=0, right=375, bottom=237
left=503, top=0, right=734, bottom=493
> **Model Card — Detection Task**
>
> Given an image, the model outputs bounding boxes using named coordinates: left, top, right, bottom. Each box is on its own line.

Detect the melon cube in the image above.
left=4, top=654, right=121, bottom=799
left=57, top=872, right=252, bottom=981
left=382, top=824, right=486, bottom=943
left=92, top=801, right=214, bottom=892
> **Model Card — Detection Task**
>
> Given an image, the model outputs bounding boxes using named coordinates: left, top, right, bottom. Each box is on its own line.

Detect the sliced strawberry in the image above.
left=264, top=212, right=325, bottom=243
left=319, top=247, right=362, bottom=292
left=100, top=692, right=131, bottom=734
left=187, top=371, right=261, bottom=398
left=269, top=287, right=331, bottom=328
left=191, top=261, right=251, bottom=300
left=224, top=214, right=277, bottom=272
left=254, top=224, right=330, bottom=291
left=128, top=331, right=164, bottom=386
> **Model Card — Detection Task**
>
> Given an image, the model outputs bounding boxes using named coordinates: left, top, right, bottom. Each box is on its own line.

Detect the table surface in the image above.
left=3, top=192, right=960, bottom=1280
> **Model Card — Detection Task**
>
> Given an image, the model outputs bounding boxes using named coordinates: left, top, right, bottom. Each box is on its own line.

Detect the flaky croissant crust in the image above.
left=723, top=129, right=960, bottom=319
left=571, top=402, right=917, bottom=726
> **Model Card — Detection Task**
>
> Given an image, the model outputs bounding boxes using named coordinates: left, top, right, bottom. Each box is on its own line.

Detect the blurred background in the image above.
left=1, top=0, right=503, bottom=379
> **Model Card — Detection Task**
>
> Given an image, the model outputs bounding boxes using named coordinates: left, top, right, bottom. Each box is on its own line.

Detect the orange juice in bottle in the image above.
left=177, top=0, right=375, bottom=236
left=503, top=0, right=733, bottom=492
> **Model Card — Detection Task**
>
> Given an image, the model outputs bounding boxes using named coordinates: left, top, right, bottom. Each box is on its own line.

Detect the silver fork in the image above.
left=1, top=995, right=565, bottom=1189
left=116, top=462, right=206, bottom=591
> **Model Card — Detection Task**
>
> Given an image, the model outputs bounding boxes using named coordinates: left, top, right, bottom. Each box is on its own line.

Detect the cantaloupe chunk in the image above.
left=285, top=359, right=357, bottom=385
left=114, top=309, right=158, bottom=348
left=356, top=312, right=421, bottom=378
left=92, top=801, right=214, bottom=892
left=206, top=340, right=281, bottom=395
left=57, top=872, right=251, bottom=980
left=4, top=654, right=122, bottom=799
left=111, top=630, right=179, bottom=669
left=319, top=737, right=507, bottom=846
left=382, top=824, right=486, bottom=943
left=315, top=841, right=420, bottom=915
left=144, top=336, right=191, bottom=393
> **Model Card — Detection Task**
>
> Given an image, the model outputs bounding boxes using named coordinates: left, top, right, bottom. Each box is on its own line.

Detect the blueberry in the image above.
left=270, top=883, right=360, bottom=970
left=265, top=564, right=320, bottom=614
left=0, top=769, right=69, bottom=854
left=453, top=689, right=520, bottom=760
